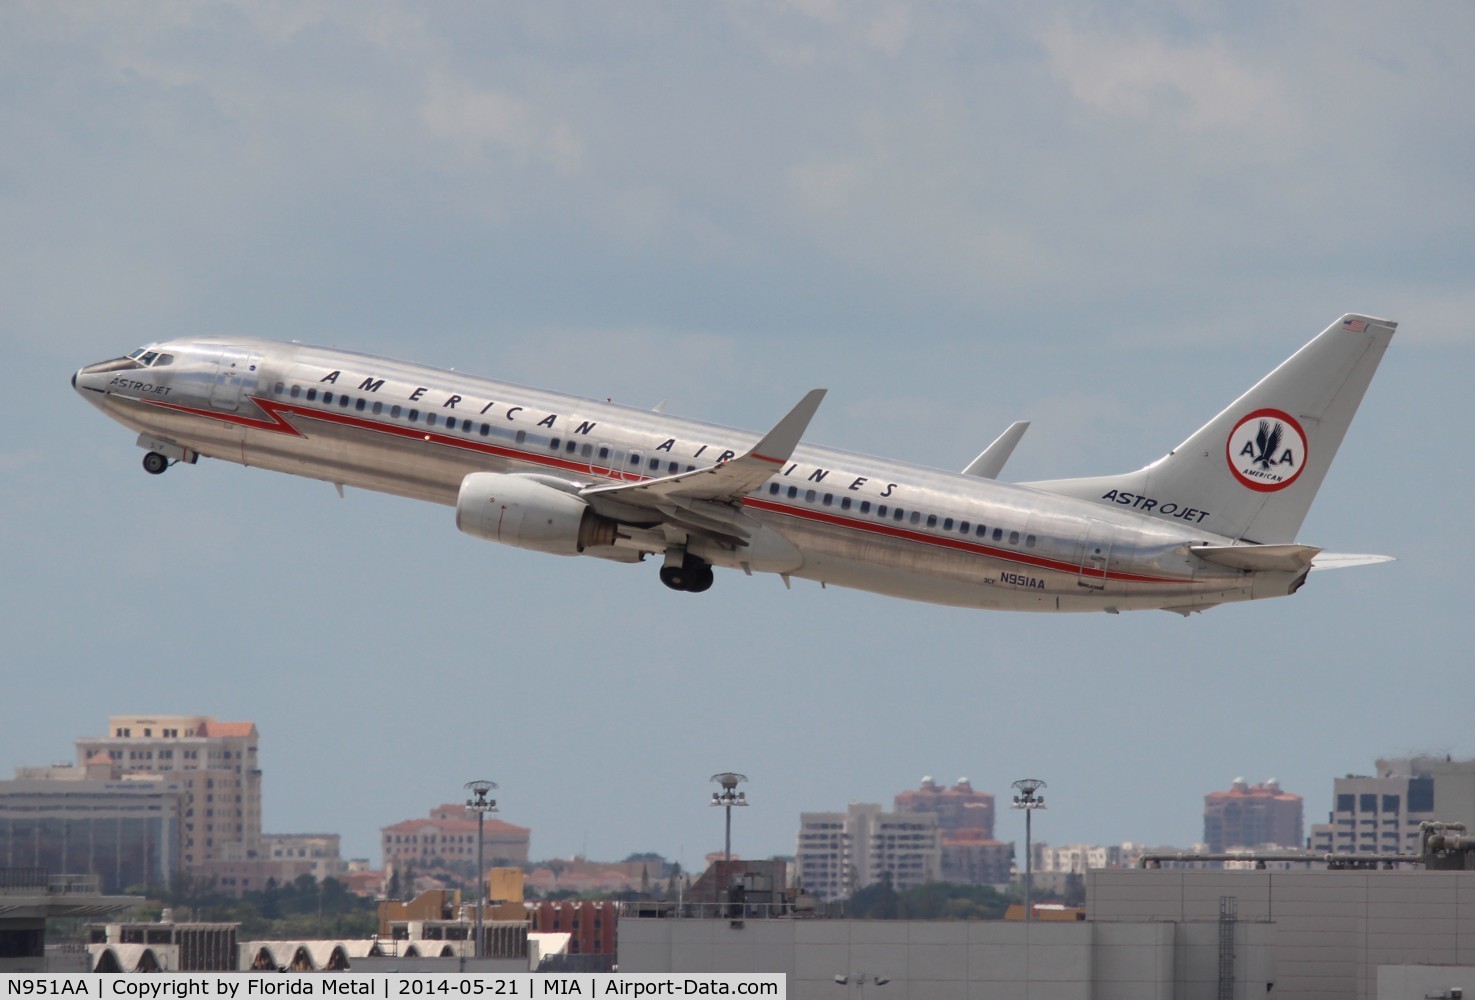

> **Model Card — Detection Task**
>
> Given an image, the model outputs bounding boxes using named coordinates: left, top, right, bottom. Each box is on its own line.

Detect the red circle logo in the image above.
left=1226, top=409, right=1308, bottom=492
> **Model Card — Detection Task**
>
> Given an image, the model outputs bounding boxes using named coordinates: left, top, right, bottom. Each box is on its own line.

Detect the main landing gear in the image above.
left=142, top=452, right=170, bottom=475
left=659, top=552, right=715, bottom=593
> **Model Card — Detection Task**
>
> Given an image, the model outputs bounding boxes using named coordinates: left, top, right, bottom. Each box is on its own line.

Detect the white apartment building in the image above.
left=795, top=803, right=939, bottom=902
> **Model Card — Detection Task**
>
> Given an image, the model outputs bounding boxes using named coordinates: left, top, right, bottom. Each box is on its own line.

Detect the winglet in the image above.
left=963, top=421, right=1030, bottom=479
left=748, top=389, right=827, bottom=467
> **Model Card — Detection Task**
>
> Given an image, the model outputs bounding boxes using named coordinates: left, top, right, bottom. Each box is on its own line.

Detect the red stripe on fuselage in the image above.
left=147, top=394, right=1191, bottom=587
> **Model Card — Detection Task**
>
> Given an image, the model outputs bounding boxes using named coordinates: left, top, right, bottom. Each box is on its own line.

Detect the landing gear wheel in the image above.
left=686, top=560, right=714, bottom=593
left=142, top=452, right=170, bottom=475
left=659, top=554, right=714, bottom=593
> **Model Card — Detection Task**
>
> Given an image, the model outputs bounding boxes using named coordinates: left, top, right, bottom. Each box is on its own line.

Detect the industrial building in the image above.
left=620, top=832, right=1475, bottom=999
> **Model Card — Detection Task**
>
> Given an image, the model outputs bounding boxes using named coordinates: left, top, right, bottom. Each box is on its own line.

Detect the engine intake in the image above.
left=455, top=472, right=618, bottom=555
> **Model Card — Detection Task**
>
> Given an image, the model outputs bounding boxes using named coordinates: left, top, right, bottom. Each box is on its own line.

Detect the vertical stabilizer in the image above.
left=1024, top=314, right=1396, bottom=543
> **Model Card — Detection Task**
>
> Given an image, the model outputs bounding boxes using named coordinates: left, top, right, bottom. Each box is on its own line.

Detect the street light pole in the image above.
left=465, top=779, right=498, bottom=961
left=709, top=773, right=748, bottom=900
left=1011, top=778, right=1047, bottom=924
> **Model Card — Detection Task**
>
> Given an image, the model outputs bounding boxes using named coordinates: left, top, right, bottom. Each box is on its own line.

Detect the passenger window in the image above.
left=823, top=494, right=833, bottom=506
left=322, top=391, right=333, bottom=404
left=290, top=385, right=302, bottom=398
left=550, top=437, right=561, bottom=450
left=669, top=462, right=679, bottom=474
left=427, top=413, right=438, bottom=427
left=465, top=420, right=474, bottom=433
left=598, top=447, right=610, bottom=459
left=877, top=505, right=887, bottom=517
left=480, top=424, right=489, bottom=436
left=629, top=454, right=641, bottom=465
left=649, top=458, right=660, bottom=470
left=787, top=486, right=799, bottom=499
left=1026, top=534, right=1037, bottom=548
left=340, top=395, right=351, bottom=407
left=959, top=520, right=969, bottom=533
left=926, top=514, right=937, bottom=528
left=306, top=388, right=318, bottom=401
left=1009, top=531, right=1020, bottom=545
left=516, top=430, right=527, bottom=444
left=911, top=511, right=922, bottom=525
left=993, top=528, right=1003, bottom=541
left=274, top=382, right=285, bottom=395
left=860, top=501, right=871, bottom=514
left=805, top=489, right=816, bottom=503
left=769, top=483, right=779, bottom=495
left=568, top=441, right=578, bottom=453
left=943, top=518, right=953, bottom=530
left=894, top=508, right=905, bottom=522
left=355, top=398, right=366, bottom=411
left=392, top=405, right=402, bottom=418
left=581, top=444, right=592, bottom=457
left=409, top=409, right=419, bottom=421
left=372, top=401, right=383, bottom=415
left=975, top=524, right=986, bottom=537
left=841, top=497, right=852, bottom=510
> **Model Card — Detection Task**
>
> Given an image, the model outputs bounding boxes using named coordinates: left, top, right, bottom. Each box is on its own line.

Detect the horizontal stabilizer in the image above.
left=1192, top=543, right=1322, bottom=572
left=1310, top=552, right=1395, bottom=572
left=963, top=421, right=1030, bottom=479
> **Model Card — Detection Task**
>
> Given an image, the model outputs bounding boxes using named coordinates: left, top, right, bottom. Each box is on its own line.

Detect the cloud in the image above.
left=1041, top=20, right=1282, bottom=132
left=419, top=78, right=584, bottom=175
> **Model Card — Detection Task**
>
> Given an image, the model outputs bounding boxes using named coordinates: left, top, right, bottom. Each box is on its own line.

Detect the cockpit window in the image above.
left=124, top=348, right=175, bottom=368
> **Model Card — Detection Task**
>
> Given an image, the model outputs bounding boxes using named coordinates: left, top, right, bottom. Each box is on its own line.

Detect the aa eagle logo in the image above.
left=1227, top=408, right=1308, bottom=492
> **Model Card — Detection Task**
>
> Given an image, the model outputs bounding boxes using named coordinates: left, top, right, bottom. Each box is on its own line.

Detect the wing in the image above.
left=579, top=388, right=826, bottom=548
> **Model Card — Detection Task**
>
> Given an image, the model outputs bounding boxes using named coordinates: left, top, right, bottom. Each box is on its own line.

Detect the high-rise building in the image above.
left=1309, top=756, right=1475, bottom=856
left=1202, top=778, right=1303, bottom=853
left=893, top=776, right=1009, bottom=887
left=893, top=776, right=995, bottom=838
left=795, top=804, right=939, bottom=902
left=73, top=715, right=262, bottom=869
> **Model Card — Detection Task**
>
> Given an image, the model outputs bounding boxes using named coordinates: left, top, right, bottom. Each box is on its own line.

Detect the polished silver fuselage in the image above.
left=75, top=336, right=1280, bottom=612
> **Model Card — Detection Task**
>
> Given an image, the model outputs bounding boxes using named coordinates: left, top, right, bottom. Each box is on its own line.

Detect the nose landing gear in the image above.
left=659, top=551, right=715, bottom=593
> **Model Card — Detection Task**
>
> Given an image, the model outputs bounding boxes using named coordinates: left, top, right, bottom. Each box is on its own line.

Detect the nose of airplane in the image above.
left=72, top=369, right=78, bottom=389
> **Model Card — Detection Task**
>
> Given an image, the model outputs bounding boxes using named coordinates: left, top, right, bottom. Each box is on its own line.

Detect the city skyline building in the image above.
left=1203, top=777, right=1304, bottom=853
left=1309, top=756, right=1475, bottom=856
left=0, top=760, right=182, bottom=892
left=893, top=776, right=996, bottom=838
left=381, top=804, right=532, bottom=872
left=891, top=776, right=1009, bottom=888
left=795, top=803, right=940, bottom=902
left=74, top=715, right=262, bottom=869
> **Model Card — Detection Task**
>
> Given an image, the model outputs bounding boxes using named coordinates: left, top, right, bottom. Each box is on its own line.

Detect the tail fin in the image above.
left=1024, top=314, right=1396, bottom=543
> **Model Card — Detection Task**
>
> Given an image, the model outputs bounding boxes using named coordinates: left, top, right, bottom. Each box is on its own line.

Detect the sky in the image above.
left=3, top=2, right=1474, bottom=872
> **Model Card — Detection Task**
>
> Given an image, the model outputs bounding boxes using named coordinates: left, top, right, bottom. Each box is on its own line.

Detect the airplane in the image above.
left=73, top=313, right=1395, bottom=614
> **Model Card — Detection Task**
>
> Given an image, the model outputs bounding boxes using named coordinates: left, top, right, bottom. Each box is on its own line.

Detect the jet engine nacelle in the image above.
left=455, top=472, right=618, bottom=556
